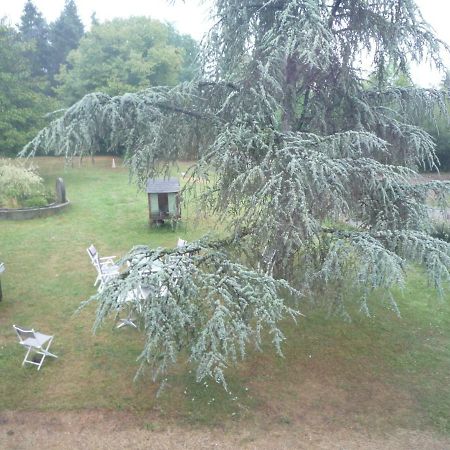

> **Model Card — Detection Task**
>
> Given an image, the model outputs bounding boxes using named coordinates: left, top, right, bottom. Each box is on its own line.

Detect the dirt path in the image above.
left=1, top=410, right=449, bottom=450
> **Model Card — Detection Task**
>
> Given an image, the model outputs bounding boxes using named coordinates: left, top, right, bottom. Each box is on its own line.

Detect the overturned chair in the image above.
left=13, top=325, right=58, bottom=370
left=115, top=260, right=173, bottom=329
left=116, top=285, right=152, bottom=329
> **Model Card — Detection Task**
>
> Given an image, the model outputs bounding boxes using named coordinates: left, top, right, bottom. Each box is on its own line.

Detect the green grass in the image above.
left=1, top=157, right=450, bottom=435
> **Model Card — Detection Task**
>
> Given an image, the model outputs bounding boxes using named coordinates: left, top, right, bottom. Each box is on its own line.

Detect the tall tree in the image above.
left=90, top=12, right=99, bottom=27
left=0, top=21, right=57, bottom=156
left=18, top=0, right=50, bottom=78
left=167, top=25, right=199, bottom=82
left=48, top=0, right=84, bottom=80
left=25, top=1, right=450, bottom=389
left=421, top=71, right=450, bottom=171
left=56, top=17, right=199, bottom=105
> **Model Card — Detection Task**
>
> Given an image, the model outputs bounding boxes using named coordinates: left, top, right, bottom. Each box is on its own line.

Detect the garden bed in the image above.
left=0, top=200, right=70, bottom=220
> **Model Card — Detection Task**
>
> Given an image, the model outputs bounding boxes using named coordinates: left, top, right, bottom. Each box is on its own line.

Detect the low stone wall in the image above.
left=0, top=201, right=70, bottom=220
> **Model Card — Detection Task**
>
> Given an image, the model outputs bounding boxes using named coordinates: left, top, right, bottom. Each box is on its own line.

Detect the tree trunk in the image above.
left=282, top=55, right=300, bottom=132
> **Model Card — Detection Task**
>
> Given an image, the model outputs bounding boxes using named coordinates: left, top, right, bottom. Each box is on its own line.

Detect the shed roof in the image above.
left=146, top=178, right=180, bottom=193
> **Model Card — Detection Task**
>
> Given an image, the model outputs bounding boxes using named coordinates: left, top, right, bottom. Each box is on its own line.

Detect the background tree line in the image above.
left=366, top=64, right=450, bottom=171
left=2, top=0, right=450, bottom=172
left=0, top=0, right=199, bottom=157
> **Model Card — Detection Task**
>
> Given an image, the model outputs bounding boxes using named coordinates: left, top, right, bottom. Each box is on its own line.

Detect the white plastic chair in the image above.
left=176, top=238, right=197, bottom=258
left=87, top=245, right=120, bottom=289
left=87, top=245, right=117, bottom=268
left=177, top=238, right=187, bottom=248
left=13, top=325, right=57, bottom=370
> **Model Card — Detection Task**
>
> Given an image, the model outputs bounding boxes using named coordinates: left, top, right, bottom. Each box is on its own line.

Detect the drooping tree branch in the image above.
left=26, top=0, right=450, bottom=388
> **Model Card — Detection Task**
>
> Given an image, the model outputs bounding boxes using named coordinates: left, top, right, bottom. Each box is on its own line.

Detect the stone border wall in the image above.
left=0, top=201, right=70, bottom=220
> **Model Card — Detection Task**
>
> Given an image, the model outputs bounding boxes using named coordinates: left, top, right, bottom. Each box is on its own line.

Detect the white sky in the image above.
left=0, top=0, right=210, bottom=40
left=1, top=0, right=449, bottom=87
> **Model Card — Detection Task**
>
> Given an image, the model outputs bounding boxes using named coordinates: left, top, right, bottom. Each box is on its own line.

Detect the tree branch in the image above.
left=328, top=0, right=343, bottom=29
left=155, top=102, right=210, bottom=120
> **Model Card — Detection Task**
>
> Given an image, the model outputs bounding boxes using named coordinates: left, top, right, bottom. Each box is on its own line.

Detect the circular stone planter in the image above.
left=0, top=201, right=70, bottom=220
left=0, top=177, right=70, bottom=220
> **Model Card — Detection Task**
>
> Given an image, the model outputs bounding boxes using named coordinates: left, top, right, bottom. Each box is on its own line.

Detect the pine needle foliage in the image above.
left=81, top=238, right=300, bottom=389
left=26, top=0, right=450, bottom=386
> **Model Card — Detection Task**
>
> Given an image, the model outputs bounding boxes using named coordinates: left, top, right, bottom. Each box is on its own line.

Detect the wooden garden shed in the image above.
left=146, top=178, right=181, bottom=225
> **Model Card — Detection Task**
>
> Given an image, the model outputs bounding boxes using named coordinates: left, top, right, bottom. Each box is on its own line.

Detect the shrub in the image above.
left=0, top=159, right=51, bottom=208
left=431, top=222, right=450, bottom=243
left=21, top=196, right=50, bottom=208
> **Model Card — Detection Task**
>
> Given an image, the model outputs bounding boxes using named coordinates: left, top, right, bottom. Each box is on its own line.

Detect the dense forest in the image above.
left=0, top=0, right=199, bottom=157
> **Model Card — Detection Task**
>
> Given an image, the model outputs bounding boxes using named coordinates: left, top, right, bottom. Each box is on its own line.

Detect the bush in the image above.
left=0, top=159, right=51, bottom=208
left=431, top=222, right=450, bottom=243
left=21, top=196, right=50, bottom=208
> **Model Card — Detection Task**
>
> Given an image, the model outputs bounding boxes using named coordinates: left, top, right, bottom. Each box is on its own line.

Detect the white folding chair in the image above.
left=87, top=244, right=120, bottom=289
left=13, top=325, right=57, bottom=370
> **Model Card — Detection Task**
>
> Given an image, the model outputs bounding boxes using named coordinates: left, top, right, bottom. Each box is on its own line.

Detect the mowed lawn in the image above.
left=0, top=157, right=450, bottom=436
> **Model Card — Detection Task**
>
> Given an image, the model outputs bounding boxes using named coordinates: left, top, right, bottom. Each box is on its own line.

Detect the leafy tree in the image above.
left=18, top=0, right=50, bottom=78
left=48, top=0, right=84, bottom=81
left=411, top=71, right=450, bottom=172
left=366, top=63, right=414, bottom=89
left=56, top=17, right=199, bottom=105
left=26, top=1, right=450, bottom=389
left=90, top=12, right=99, bottom=27
left=167, top=25, right=199, bottom=82
left=0, top=21, right=56, bottom=156
left=426, top=71, right=450, bottom=171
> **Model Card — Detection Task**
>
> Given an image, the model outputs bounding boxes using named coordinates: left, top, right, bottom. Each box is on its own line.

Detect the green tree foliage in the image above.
left=167, top=24, right=199, bottom=82
left=0, top=21, right=57, bottom=156
left=366, top=63, right=414, bottom=89
left=56, top=17, right=199, bottom=105
left=423, top=71, right=450, bottom=171
left=18, top=0, right=50, bottom=78
left=48, top=0, right=84, bottom=81
left=26, top=1, right=450, bottom=388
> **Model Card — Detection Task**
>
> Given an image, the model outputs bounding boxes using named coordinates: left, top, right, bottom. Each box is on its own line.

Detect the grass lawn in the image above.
left=0, top=157, right=450, bottom=436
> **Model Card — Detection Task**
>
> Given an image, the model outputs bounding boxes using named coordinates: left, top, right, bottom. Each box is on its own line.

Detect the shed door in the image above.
left=150, top=193, right=159, bottom=215
left=158, top=193, right=169, bottom=213
left=168, top=194, right=176, bottom=214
